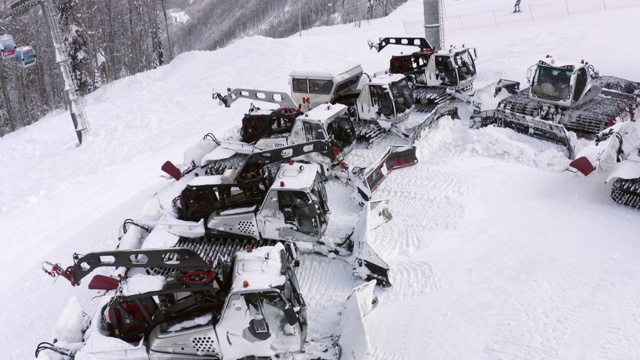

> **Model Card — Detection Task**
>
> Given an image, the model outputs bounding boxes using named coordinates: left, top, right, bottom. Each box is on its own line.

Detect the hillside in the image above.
left=3, top=0, right=640, bottom=359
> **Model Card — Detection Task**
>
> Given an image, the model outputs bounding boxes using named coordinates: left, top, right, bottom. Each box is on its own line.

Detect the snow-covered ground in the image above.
left=3, top=0, right=640, bottom=358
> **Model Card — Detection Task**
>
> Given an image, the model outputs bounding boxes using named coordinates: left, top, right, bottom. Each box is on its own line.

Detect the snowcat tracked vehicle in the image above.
left=37, top=242, right=375, bottom=359
left=472, top=56, right=639, bottom=158
left=159, top=141, right=396, bottom=286
left=367, top=37, right=478, bottom=110
left=567, top=106, right=640, bottom=208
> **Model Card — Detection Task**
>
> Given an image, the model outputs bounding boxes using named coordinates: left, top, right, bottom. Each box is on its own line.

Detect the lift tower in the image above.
left=3, top=0, right=90, bottom=145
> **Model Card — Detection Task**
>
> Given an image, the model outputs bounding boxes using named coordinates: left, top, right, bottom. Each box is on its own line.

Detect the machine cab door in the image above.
left=283, top=267, right=308, bottom=346
left=369, top=85, right=396, bottom=119
left=277, top=191, right=320, bottom=236
left=454, top=50, right=477, bottom=83
left=435, top=55, right=459, bottom=86
left=573, top=68, right=588, bottom=103
left=326, top=113, right=356, bottom=152
left=302, top=121, right=327, bottom=142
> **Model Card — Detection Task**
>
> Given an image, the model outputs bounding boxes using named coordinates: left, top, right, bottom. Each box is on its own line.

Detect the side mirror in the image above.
left=526, top=65, right=535, bottom=83
left=284, top=306, right=298, bottom=326
left=470, top=48, right=478, bottom=60
left=307, top=202, right=319, bottom=217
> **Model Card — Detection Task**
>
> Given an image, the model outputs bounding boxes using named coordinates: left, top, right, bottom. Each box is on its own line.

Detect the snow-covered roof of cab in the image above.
left=299, top=103, right=348, bottom=124
left=289, top=61, right=363, bottom=82
left=275, top=162, right=319, bottom=191
left=369, top=72, right=407, bottom=86
left=230, top=243, right=288, bottom=293
left=438, top=46, right=471, bottom=54
left=536, top=57, right=586, bottom=70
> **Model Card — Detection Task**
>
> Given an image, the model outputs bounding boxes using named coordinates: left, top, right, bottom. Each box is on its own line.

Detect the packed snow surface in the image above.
left=3, top=0, right=640, bottom=359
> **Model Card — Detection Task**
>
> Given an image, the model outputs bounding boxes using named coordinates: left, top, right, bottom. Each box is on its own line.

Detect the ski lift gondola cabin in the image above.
left=15, top=46, right=36, bottom=68
left=0, top=34, right=17, bottom=60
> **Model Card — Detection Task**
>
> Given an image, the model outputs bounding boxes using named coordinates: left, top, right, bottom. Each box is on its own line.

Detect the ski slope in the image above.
left=3, top=0, right=640, bottom=358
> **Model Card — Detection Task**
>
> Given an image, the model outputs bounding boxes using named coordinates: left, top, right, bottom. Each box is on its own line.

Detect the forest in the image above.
left=0, top=0, right=407, bottom=137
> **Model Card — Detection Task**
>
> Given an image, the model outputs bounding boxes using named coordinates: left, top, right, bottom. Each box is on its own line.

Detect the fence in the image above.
left=403, top=0, right=640, bottom=34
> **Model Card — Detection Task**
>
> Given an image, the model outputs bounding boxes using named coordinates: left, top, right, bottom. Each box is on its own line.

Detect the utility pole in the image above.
left=423, top=0, right=444, bottom=49
left=298, top=2, right=301, bottom=37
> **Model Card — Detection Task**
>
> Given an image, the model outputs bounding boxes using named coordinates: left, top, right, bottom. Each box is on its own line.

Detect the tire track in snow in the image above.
left=364, top=148, right=475, bottom=303
left=383, top=261, right=441, bottom=302
left=481, top=260, right=593, bottom=360
left=374, top=166, right=475, bottom=243
left=370, top=348, right=407, bottom=360
left=376, top=222, right=427, bottom=256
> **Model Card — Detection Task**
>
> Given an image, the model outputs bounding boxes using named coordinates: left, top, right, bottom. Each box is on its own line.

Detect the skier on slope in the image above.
left=514, top=0, right=522, bottom=13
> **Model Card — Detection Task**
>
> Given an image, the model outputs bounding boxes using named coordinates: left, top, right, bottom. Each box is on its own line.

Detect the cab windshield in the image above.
left=327, top=113, right=356, bottom=151
left=532, top=66, right=572, bottom=101
left=389, top=79, right=414, bottom=114
left=454, top=50, right=476, bottom=81
left=370, top=85, right=394, bottom=117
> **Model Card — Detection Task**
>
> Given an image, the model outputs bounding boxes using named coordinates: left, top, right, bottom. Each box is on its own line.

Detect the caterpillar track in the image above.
left=497, top=87, right=637, bottom=140
left=610, top=178, right=640, bottom=209
left=598, top=75, right=640, bottom=96
left=413, top=87, right=451, bottom=113
left=150, top=237, right=286, bottom=277
left=354, top=121, right=386, bottom=147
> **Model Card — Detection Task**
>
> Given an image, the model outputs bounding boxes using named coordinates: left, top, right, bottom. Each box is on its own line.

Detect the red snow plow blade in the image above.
left=569, top=156, right=596, bottom=176
left=161, top=161, right=183, bottom=180
left=363, top=145, right=418, bottom=192
left=351, top=145, right=418, bottom=204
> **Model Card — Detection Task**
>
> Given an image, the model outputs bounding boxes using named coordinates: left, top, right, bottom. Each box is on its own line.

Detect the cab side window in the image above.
left=573, top=68, right=587, bottom=102
left=292, top=78, right=308, bottom=93
left=278, top=191, right=316, bottom=234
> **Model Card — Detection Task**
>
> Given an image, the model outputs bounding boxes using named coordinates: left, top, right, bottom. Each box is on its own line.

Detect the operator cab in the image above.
left=258, top=163, right=330, bottom=241
left=433, top=48, right=477, bottom=89
left=285, top=103, right=356, bottom=155
left=452, top=48, right=477, bottom=83
left=388, top=46, right=477, bottom=90
left=529, top=58, right=601, bottom=108
left=216, top=244, right=308, bottom=357
left=0, top=34, right=17, bottom=60
left=289, top=62, right=363, bottom=111
left=357, top=73, right=414, bottom=123
left=273, top=164, right=329, bottom=237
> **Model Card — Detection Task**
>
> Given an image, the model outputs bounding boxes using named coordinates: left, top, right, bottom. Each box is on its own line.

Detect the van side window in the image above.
left=292, top=78, right=308, bottom=93
left=308, top=79, right=334, bottom=95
